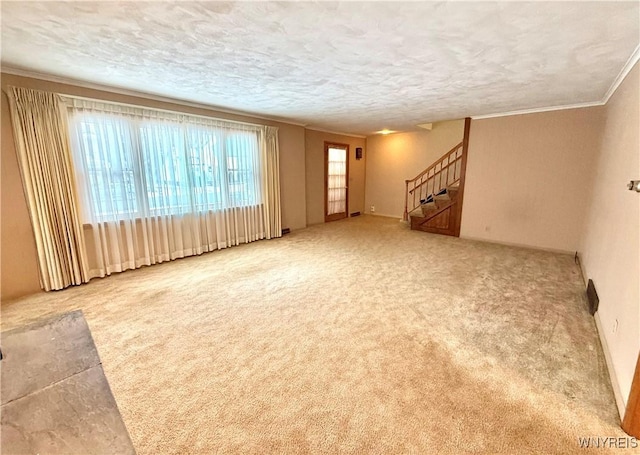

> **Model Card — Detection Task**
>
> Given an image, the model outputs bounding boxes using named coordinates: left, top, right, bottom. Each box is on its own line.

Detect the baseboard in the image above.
left=459, top=235, right=574, bottom=255
left=366, top=212, right=402, bottom=220
left=576, top=252, right=588, bottom=286
left=594, top=311, right=627, bottom=420
left=580, top=253, right=626, bottom=419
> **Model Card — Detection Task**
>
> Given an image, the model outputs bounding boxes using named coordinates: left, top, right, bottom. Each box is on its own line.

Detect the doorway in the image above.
left=324, top=142, right=349, bottom=222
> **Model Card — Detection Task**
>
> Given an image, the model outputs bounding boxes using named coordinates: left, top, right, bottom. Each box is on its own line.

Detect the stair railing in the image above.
left=403, top=141, right=464, bottom=221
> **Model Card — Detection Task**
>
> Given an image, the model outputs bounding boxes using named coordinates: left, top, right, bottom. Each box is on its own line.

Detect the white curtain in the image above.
left=64, top=97, right=281, bottom=278
left=327, top=147, right=347, bottom=215
left=7, top=86, right=90, bottom=291
left=261, top=126, right=282, bottom=238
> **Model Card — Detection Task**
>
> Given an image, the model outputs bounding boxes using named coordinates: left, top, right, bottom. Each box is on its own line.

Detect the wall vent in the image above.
left=350, top=212, right=361, bottom=217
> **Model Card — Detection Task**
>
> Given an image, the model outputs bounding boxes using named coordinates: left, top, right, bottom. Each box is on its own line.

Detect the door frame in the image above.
left=623, top=353, right=640, bottom=437
left=324, top=141, right=350, bottom=222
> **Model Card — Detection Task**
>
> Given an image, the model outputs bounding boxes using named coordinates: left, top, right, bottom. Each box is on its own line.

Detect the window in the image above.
left=68, top=104, right=262, bottom=223
left=74, top=115, right=139, bottom=220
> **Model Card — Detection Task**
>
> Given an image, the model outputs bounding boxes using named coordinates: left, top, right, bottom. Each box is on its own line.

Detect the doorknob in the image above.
left=628, top=180, right=640, bottom=192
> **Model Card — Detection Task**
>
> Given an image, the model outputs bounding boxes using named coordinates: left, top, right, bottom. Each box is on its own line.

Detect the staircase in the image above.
left=403, top=118, right=470, bottom=237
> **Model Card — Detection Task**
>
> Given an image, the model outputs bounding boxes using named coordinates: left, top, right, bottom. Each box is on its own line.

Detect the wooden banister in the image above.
left=402, top=118, right=471, bottom=224
left=403, top=139, right=465, bottom=221
left=406, top=141, right=463, bottom=184
left=409, top=159, right=460, bottom=195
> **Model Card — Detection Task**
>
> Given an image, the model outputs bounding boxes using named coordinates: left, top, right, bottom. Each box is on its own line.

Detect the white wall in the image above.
left=364, top=120, right=464, bottom=218
left=579, top=63, right=639, bottom=416
left=461, top=107, right=604, bottom=253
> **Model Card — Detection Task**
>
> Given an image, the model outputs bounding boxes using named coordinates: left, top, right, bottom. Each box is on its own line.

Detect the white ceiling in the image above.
left=2, top=2, right=639, bottom=136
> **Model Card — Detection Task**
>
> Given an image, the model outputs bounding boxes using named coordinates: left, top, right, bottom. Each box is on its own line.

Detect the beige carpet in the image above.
left=1, top=215, right=627, bottom=454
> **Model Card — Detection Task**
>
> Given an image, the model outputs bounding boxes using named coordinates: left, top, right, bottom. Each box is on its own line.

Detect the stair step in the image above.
left=421, top=203, right=438, bottom=216
left=408, top=207, right=423, bottom=217
left=434, top=190, right=450, bottom=201
left=420, top=198, right=438, bottom=216
left=419, top=194, right=434, bottom=205
left=414, top=186, right=460, bottom=219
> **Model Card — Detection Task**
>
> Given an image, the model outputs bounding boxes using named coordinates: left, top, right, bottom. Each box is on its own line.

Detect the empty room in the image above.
left=1, top=1, right=639, bottom=454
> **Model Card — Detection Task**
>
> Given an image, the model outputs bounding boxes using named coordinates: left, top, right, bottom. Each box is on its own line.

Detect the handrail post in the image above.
left=403, top=180, right=409, bottom=221
left=454, top=117, right=471, bottom=237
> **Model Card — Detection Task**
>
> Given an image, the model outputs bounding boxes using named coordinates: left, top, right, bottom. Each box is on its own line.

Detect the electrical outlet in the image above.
left=370, top=205, right=375, bottom=213
left=613, top=319, right=619, bottom=333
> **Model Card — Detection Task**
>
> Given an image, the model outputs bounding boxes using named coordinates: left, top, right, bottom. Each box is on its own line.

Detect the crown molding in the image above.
left=470, top=100, right=605, bottom=120
left=304, top=126, right=366, bottom=139
left=471, top=44, right=639, bottom=121
left=0, top=65, right=308, bottom=128
left=601, top=43, right=640, bottom=104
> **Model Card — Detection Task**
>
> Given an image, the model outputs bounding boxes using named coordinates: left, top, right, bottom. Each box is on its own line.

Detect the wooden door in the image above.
left=325, top=142, right=349, bottom=222
left=623, top=353, right=640, bottom=437
left=624, top=180, right=640, bottom=437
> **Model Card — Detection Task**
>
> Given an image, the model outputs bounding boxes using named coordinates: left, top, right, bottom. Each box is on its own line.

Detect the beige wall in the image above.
left=579, top=63, right=639, bottom=416
left=460, top=107, right=604, bottom=253
left=304, top=129, right=366, bottom=225
left=278, top=126, right=306, bottom=231
left=0, top=73, right=307, bottom=300
left=364, top=120, right=465, bottom=218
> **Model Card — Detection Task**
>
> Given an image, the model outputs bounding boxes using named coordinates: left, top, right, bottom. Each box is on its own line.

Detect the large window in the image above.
left=68, top=103, right=262, bottom=223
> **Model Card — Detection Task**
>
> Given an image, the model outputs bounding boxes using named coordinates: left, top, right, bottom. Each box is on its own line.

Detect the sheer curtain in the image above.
left=7, top=86, right=90, bottom=291
left=327, top=147, right=347, bottom=215
left=64, top=97, right=281, bottom=278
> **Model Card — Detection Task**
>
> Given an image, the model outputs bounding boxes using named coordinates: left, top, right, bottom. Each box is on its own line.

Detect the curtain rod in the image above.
left=58, top=92, right=266, bottom=129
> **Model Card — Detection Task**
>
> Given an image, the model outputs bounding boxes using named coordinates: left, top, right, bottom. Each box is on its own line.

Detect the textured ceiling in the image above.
left=2, top=2, right=639, bottom=135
